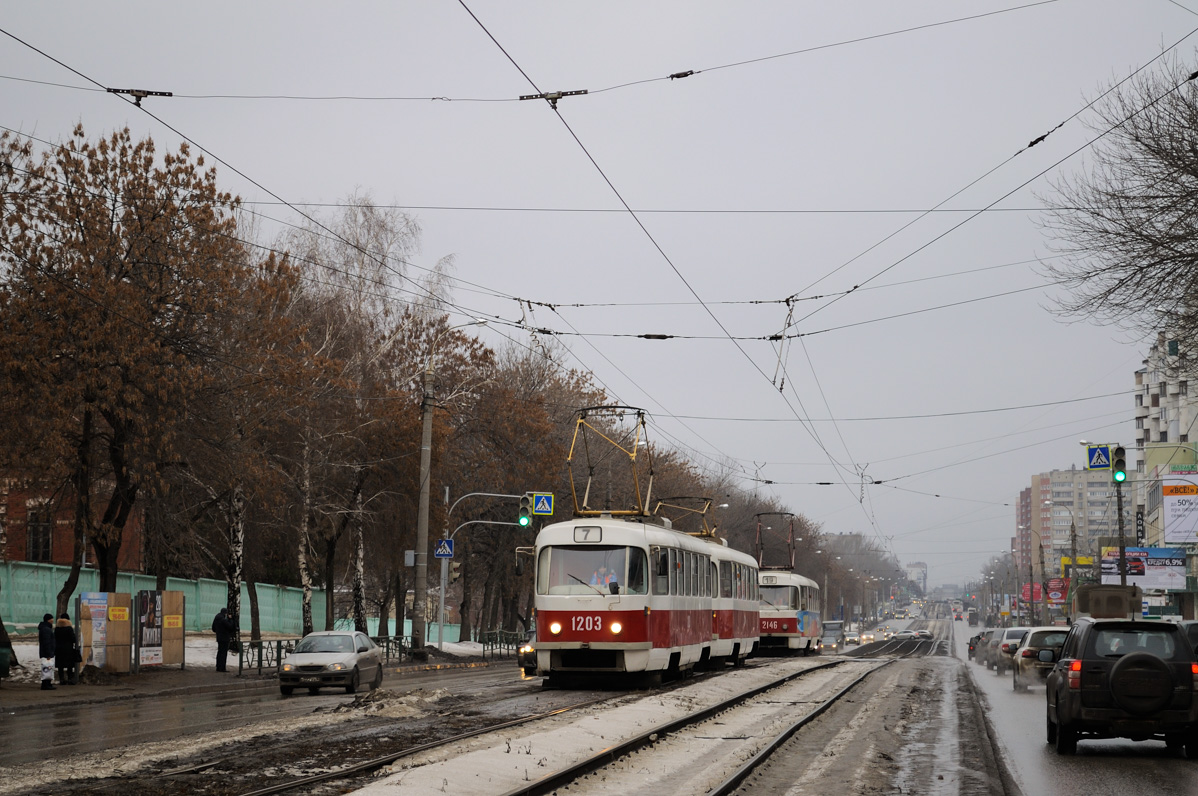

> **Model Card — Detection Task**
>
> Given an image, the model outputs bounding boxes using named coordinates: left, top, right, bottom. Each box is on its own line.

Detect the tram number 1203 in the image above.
left=571, top=615, right=603, bottom=632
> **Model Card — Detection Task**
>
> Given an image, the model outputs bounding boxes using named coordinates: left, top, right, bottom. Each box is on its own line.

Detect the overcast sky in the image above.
left=4, top=1, right=1193, bottom=588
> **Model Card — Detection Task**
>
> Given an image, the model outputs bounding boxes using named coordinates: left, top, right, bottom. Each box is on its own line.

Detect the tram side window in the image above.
left=720, top=561, right=732, bottom=599
left=654, top=549, right=669, bottom=595
left=688, top=552, right=697, bottom=595
left=710, top=561, right=718, bottom=597
left=733, top=564, right=742, bottom=600
left=669, top=548, right=679, bottom=595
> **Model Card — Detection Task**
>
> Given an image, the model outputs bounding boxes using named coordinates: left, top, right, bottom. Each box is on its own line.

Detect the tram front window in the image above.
left=536, top=546, right=648, bottom=595
left=760, top=585, right=798, bottom=609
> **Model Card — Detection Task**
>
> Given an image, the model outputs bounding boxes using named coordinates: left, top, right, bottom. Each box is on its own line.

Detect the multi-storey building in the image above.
left=1135, top=333, right=1198, bottom=453
left=1021, top=466, right=1125, bottom=579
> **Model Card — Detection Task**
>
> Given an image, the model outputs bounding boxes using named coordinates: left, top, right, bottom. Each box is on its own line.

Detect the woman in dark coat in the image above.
left=54, top=613, right=78, bottom=685
left=37, top=613, right=56, bottom=690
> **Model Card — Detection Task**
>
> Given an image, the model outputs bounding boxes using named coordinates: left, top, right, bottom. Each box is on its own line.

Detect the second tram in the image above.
left=757, top=570, right=822, bottom=655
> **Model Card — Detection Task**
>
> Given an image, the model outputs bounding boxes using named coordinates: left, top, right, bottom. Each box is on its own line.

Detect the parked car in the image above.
left=1043, top=618, right=1198, bottom=755
left=993, top=627, right=1031, bottom=675
left=279, top=630, right=384, bottom=696
left=518, top=629, right=537, bottom=676
left=1011, top=626, right=1067, bottom=691
left=967, top=633, right=985, bottom=661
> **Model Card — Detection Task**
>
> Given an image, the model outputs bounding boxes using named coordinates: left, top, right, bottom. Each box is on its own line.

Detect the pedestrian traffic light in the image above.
left=518, top=493, right=533, bottom=527
left=1112, top=445, right=1127, bottom=483
left=451, top=561, right=461, bottom=582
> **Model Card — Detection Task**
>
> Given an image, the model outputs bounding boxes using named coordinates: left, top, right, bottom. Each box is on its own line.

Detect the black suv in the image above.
left=1042, top=618, right=1198, bottom=755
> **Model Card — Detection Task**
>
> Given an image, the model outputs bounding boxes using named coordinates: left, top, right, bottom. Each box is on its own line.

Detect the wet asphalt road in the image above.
left=0, top=665, right=530, bottom=767
left=955, top=620, right=1198, bottom=795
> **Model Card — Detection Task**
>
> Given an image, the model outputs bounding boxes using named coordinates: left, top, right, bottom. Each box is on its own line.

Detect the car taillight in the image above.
left=1192, top=663, right=1198, bottom=690
left=1067, top=659, right=1082, bottom=690
left=1021, top=649, right=1034, bottom=658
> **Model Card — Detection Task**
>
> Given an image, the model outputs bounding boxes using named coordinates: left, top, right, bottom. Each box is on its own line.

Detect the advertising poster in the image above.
left=1046, top=578, right=1069, bottom=606
left=1163, top=481, right=1198, bottom=544
left=79, top=592, right=108, bottom=668
left=1100, top=546, right=1186, bottom=590
left=138, top=590, right=163, bottom=666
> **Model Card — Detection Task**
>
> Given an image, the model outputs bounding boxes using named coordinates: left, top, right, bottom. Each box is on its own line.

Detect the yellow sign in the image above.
left=164, top=615, right=183, bottom=629
left=108, top=606, right=129, bottom=622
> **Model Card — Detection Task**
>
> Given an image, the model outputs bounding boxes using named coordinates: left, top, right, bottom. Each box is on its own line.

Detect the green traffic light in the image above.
left=518, top=515, right=530, bottom=527
left=1113, top=471, right=1126, bottom=482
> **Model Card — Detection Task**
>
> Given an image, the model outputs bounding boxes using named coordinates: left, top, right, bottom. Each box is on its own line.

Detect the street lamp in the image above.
left=413, top=318, right=487, bottom=659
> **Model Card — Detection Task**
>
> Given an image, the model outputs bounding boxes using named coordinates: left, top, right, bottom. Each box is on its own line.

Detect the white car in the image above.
left=279, top=630, right=384, bottom=696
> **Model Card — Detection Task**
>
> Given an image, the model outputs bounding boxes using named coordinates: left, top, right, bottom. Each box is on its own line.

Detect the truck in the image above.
left=966, top=607, right=978, bottom=627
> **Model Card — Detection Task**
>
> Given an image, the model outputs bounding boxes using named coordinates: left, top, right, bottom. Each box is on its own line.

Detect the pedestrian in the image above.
left=212, top=608, right=238, bottom=672
left=54, top=613, right=78, bottom=685
left=37, top=612, right=56, bottom=690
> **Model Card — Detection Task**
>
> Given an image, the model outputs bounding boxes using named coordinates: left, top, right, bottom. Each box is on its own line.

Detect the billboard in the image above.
left=1163, top=481, right=1198, bottom=544
left=1099, top=547, right=1186, bottom=590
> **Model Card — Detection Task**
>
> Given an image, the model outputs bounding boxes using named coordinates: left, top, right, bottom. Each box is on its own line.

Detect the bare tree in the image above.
left=1040, top=57, right=1198, bottom=360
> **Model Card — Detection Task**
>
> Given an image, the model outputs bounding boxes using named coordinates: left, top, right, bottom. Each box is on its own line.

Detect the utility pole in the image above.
left=1039, top=537, right=1049, bottom=625
left=412, top=369, right=435, bottom=660
left=1117, top=480, right=1127, bottom=587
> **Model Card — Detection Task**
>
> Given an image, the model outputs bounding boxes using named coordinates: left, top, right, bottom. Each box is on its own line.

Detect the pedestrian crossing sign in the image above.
left=434, top=539, right=454, bottom=559
left=533, top=493, right=554, bottom=515
left=1086, top=445, right=1111, bottom=470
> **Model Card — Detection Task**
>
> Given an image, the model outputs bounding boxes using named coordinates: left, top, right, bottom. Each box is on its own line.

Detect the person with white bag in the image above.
left=37, top=612, right=56, bottom=691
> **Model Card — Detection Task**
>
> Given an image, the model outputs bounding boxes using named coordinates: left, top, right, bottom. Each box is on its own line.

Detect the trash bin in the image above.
left=0, top=647, right=10, bottom=679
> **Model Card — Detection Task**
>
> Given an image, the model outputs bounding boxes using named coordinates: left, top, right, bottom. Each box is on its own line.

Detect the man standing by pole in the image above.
left=212, top=608, right=237, bottom=673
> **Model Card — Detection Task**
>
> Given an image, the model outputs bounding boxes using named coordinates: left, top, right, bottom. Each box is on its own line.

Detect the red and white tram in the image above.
left=701, top=535, right=760, bottom=666
left=533, top=515, right=759, bottom=678
left=757, top=570, right=822, bottom=655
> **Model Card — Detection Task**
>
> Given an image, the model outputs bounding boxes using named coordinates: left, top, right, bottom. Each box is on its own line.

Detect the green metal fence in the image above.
left=1, top=561, right=326, bottom=634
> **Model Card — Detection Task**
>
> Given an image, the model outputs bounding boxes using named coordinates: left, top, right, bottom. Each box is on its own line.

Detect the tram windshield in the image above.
left=760, top=585, right=798, bottom=609
left=536, top=545, right=648, bottom=595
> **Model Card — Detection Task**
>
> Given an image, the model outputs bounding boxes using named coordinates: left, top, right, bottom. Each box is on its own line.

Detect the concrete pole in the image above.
left=413, top=369, right=434, bottom=660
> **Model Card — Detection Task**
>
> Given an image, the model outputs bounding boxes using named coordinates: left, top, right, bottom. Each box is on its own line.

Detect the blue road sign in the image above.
left=434, top=539, right=454, bottom=559
left=1087, top=445, right=1111, bottom=470
left=533, top=493, right=554, bottom=515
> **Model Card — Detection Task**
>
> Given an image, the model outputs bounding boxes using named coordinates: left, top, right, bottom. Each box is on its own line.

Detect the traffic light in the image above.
left=518, top=493, right=533, bottom=527
left=1112, top=445, right=1127, bottom=483
left=451, top=561, right=461, bottom=582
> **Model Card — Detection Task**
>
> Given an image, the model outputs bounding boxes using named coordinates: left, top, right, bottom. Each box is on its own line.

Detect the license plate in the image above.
left=299, top=676, right=321, bottom=683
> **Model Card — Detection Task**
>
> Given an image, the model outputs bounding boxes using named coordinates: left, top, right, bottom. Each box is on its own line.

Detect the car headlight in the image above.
left=327, top=662, right=348, bottom=671
left=519, top=644, right=534, bottom=654
left=282, top=663, right=294, bottom=672
left=550, top=622, right=562, bottom=635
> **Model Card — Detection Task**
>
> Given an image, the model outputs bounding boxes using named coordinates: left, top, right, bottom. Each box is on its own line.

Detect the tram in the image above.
left=532, top=515, right=759, bottom=677
left=702, top=535, right=760, bottom=666
left=757, top=570, right=822, bottom=654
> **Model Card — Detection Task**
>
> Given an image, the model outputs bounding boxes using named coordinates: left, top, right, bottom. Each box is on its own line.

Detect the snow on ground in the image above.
left=351, top=657, right=836, bottom=796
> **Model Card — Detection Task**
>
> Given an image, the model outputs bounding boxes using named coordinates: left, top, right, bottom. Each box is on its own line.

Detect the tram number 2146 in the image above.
left=571, top=615, right=603, bottom=631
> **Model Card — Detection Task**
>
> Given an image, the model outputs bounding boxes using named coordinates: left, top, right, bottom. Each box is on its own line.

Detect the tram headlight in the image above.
left=549, top=622, right=562, bottom=635
left=610, top=622, right=623, bottom=635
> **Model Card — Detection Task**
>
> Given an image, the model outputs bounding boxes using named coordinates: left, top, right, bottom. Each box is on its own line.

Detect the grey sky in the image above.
left=4, top=1, right=1191, bottom=587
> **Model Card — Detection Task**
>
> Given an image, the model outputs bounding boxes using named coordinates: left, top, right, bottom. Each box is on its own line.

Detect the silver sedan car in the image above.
left=279, top=631, right=384, bottom=696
